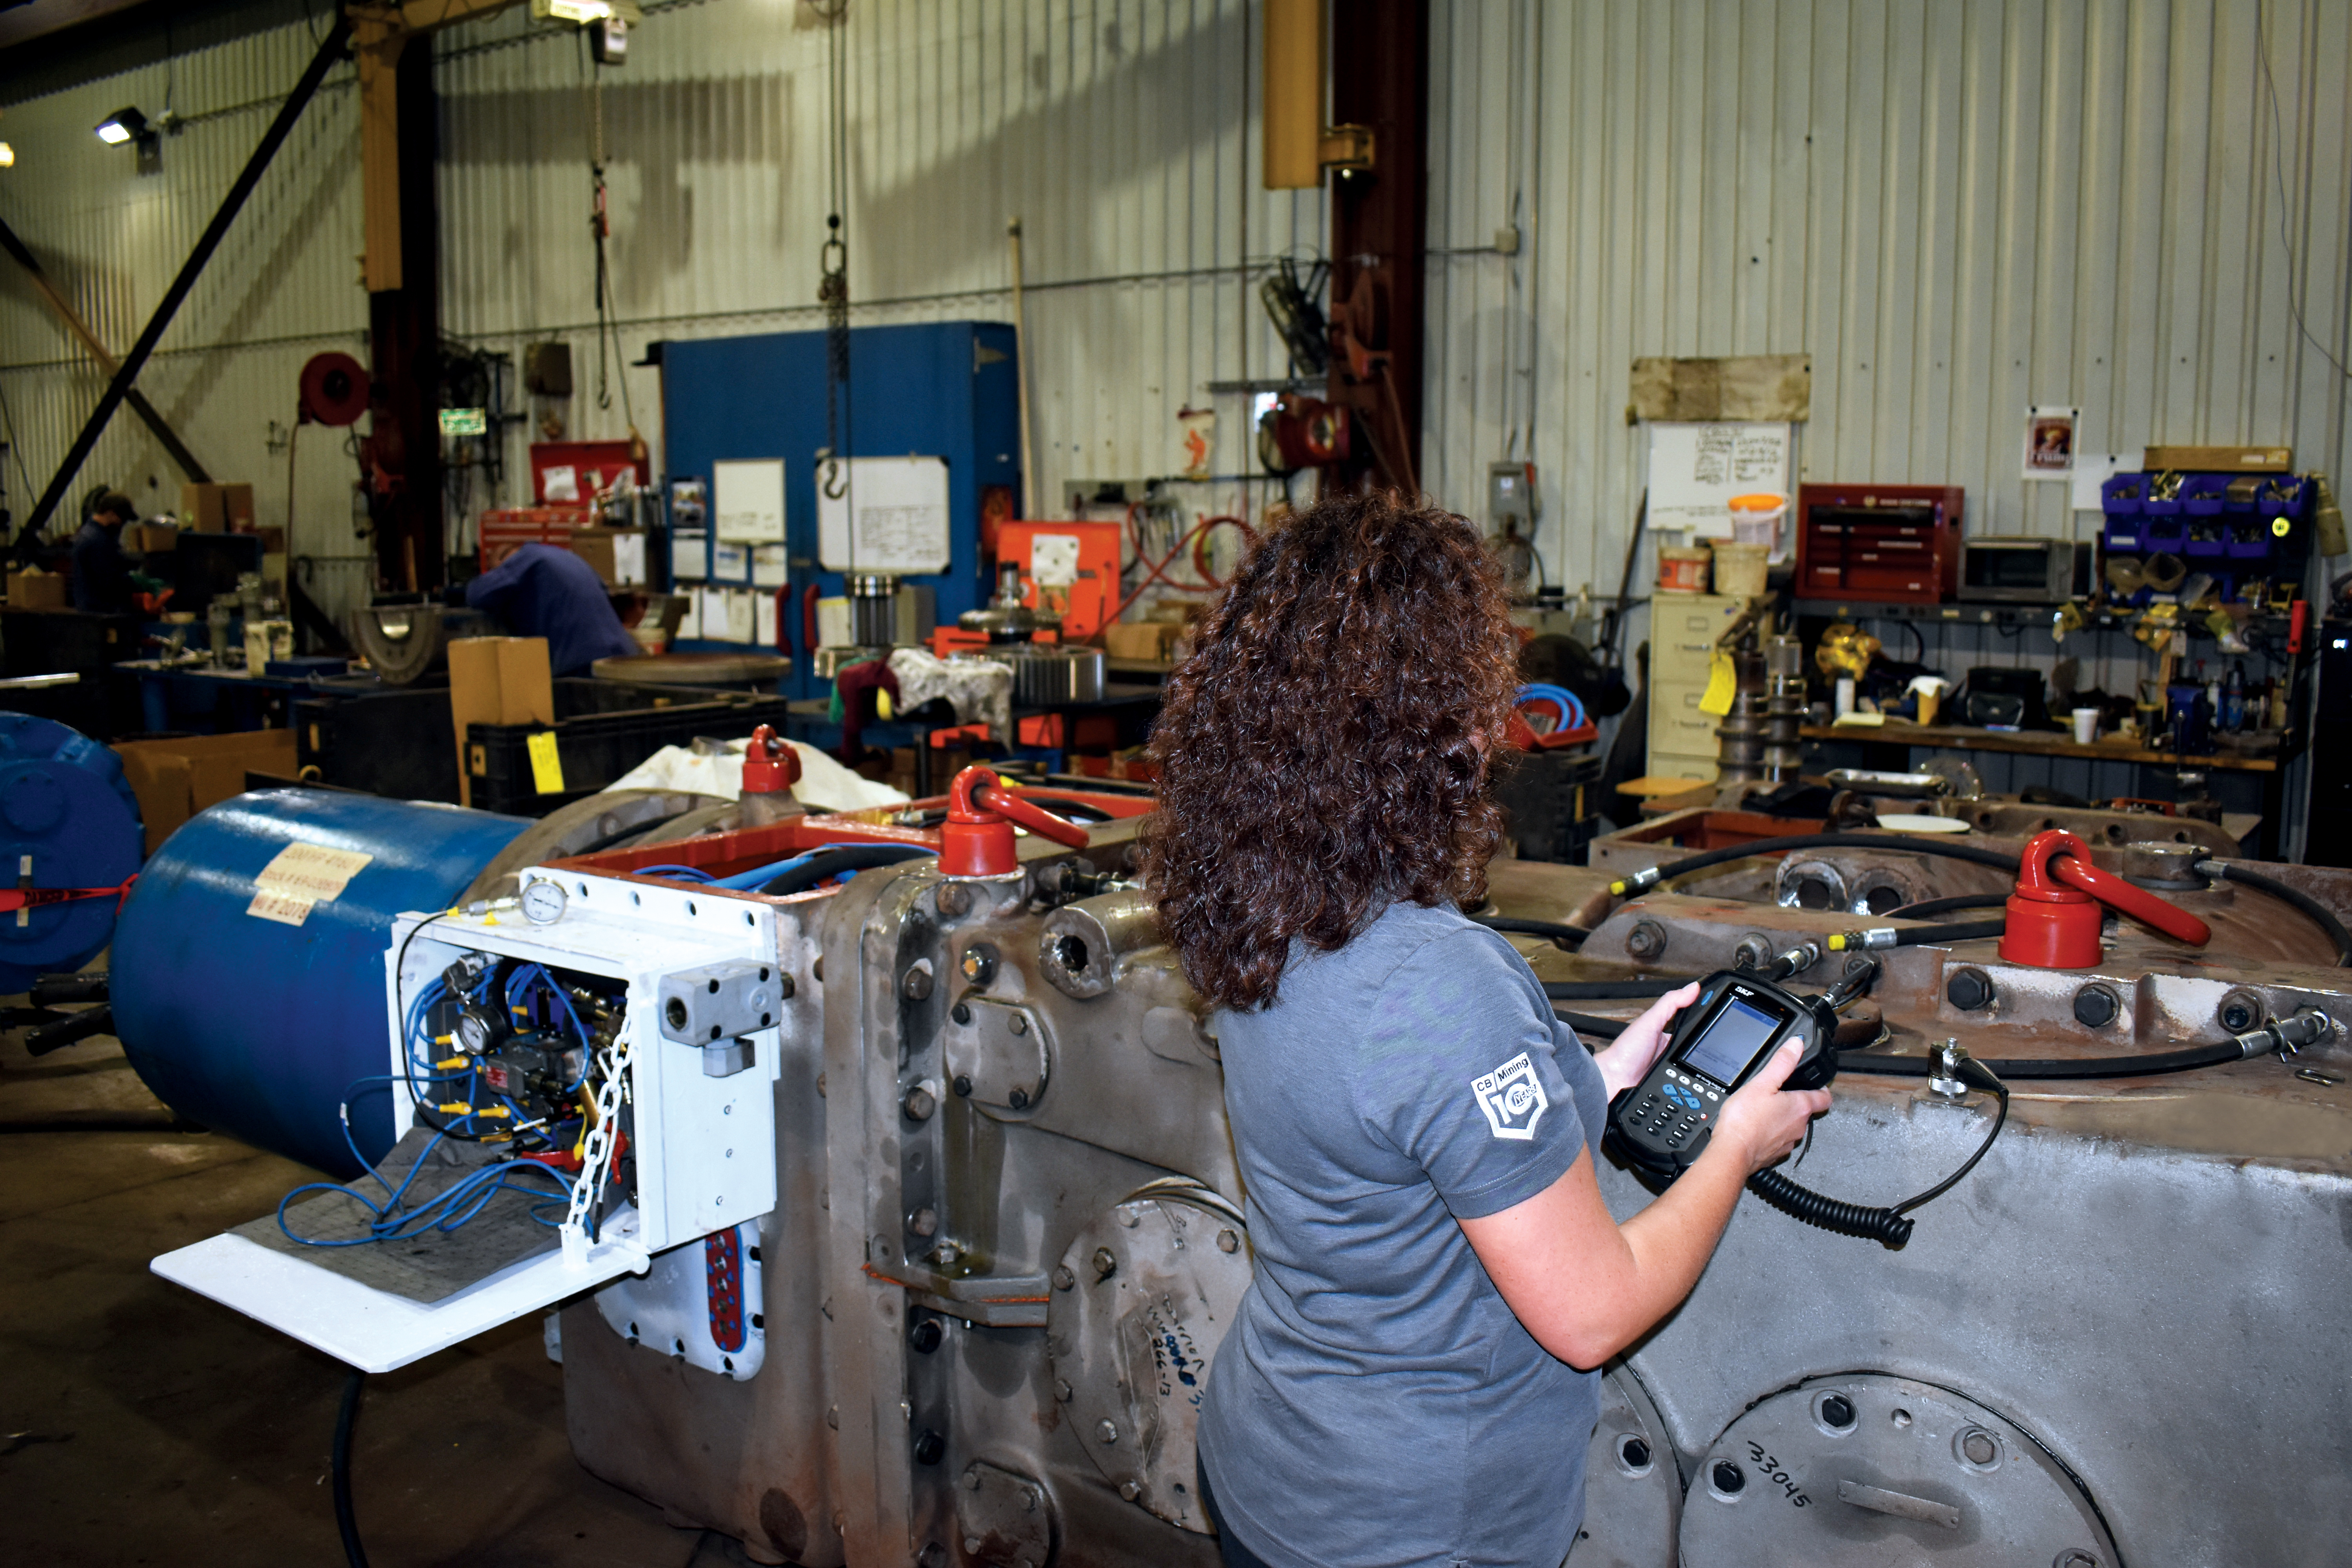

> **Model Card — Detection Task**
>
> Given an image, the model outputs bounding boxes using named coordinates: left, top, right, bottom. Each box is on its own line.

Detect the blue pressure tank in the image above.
left=113, top=788, right=527, bottom=1178
left=0, top=713, right=143, bottom=994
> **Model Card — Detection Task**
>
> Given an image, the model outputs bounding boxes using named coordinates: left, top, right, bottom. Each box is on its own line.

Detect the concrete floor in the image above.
left=0, top=1020, right=756, bottom=1566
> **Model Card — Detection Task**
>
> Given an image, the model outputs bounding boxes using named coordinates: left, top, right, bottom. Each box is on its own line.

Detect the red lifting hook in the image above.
left=939, top=766, right=1093, bottom=881
left=2000, top=828, right=2212, bottom=969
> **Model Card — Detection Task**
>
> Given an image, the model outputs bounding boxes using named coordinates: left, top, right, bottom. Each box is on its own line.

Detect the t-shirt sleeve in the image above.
left=1356, top=926, right=1588, bottom=1221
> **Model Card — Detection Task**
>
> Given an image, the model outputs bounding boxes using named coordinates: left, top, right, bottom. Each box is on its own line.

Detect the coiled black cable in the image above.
left=2200, top=860, right=2352, bottom=967
left=1746, top=1167, right=1915, bottom=1245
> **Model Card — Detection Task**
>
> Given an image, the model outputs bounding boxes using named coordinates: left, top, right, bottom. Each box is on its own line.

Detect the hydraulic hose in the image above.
left=1884, top=892, right=2009, bottom=920
left=1826, top=918, right=2007, bottom=954
left=1474, top=914, right=1593, bottom=945
left=1607, top=833, right=2021, bottom=898
left=1542, top=978, right=1691, bottom=1001
left=757, top=842, right=936, bottom=897
left=2198, top=860, right=2352, bottom=967
left=1844, top=1009, right=2334, bottom=1079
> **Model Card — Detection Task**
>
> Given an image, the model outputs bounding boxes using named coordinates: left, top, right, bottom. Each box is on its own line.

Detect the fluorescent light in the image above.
left=537, top=0, right=613, bottom=21
left=94, top=107, right=147, bottom=145
left=0, top=143, right=14, bottom=169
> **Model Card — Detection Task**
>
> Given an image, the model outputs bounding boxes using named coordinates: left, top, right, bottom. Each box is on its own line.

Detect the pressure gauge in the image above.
left=521, top=880, right=568, bottom=925
left=455, top=1008, right=498, bottom=1056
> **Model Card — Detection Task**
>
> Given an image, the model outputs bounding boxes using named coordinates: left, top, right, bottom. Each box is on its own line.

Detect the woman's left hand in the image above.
left=1590, top=982, right=1701, bottom=1100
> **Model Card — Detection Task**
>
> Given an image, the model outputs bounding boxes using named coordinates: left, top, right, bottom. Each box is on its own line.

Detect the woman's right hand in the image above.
left=1709, top=1041, right=1833, bottom=1174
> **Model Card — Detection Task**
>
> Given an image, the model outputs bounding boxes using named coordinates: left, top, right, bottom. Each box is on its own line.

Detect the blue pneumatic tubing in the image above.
left=111, top=789, right=528, bottom=1178
left=1515, top=682, right=1588, bottom=732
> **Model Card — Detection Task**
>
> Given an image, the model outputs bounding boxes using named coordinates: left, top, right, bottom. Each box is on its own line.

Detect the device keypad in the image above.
left=1630, top=1070, right=1716, bottom=1150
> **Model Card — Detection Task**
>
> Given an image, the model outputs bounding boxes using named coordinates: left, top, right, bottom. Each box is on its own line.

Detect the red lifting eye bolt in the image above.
left=940, top=765, right=1093, bottom=882
left=1999, top=828, right=2213, bottom=969
left=739, top=724, right=801, bottom=796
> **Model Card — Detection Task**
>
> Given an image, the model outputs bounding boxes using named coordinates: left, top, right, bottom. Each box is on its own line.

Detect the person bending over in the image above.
left=1143, top=493, right=1827, bottom=1568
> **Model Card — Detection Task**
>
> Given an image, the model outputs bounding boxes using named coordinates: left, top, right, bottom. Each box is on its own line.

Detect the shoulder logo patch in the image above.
left=1472, top=1052, right=1548, bottom=1141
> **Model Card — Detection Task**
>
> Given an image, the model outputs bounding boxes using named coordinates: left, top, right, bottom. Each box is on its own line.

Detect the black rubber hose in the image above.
left=24, top=1004, right=114, bottom=1057
left=1542, top=978, right=1692, bottom=1000
left=334, top=1368, right=370, bottom=1568
left=1746, top=1167, right=1914, bottom=1246
left=1553, top=1009, right=1629, bottom=1040
left=2203, top=861, right=2352, bottom=967
left=1474, top=914, right=1594, bottom=945
left=1843, top=1039, right=2247, bottom=1080
left=757, top=842, right=936, bottom=896
left=1879, top=918, right=2006, bottom=947
left=1884, top=892, right=2009, bottom=920
left=1611, top=832, right=2022, bottom=895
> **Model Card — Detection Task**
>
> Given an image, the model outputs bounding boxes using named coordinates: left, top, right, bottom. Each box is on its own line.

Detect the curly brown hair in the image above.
left=1141, top=492, right=1521, bottom=1012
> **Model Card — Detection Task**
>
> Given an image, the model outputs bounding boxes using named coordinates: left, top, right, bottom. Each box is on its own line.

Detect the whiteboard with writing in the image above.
left=815, top=455, right=952, bottom=574
left=1647, top=422, right=1793, bottom=536
left=713, top=459, right=786, bottom=543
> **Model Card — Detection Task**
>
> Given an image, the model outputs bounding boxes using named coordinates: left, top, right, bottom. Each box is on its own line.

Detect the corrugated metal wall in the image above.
left=0, top=16, right=374, bottom=622
left=5, top=0, right=2347, bottom=820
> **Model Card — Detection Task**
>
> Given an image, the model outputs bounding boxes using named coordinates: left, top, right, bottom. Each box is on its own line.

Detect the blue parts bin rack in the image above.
left=112, top=788, right=527, bottom=1178
left=0, top=714, right=143, bottom=995
left=2101, top=470, right=2312, bottom=604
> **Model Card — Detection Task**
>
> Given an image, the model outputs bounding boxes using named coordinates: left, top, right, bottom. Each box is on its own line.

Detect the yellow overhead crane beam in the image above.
left=346, top=3, right=639, bottom=291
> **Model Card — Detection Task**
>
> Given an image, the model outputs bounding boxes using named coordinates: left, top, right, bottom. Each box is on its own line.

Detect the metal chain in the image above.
left=563, top=1031, right=634, bottom=1245
left=818, top=1, right=850, bottom=482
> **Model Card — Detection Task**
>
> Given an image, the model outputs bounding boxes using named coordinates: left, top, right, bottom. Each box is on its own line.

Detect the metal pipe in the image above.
left=15, top=15, right=351, bottom=550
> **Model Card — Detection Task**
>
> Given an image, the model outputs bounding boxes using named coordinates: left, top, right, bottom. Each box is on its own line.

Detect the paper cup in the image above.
left=2072, top=708, right=2100, bottom=744
left=1916, top=690, right=1940, bottom=726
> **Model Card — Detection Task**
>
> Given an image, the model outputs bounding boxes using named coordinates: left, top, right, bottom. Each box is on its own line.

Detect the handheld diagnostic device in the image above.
left=1607, top=970, right=1841, bottom=1178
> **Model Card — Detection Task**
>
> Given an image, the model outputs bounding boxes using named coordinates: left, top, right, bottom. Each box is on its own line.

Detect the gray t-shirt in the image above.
left=1199, top=900, right=1608, bottom=1568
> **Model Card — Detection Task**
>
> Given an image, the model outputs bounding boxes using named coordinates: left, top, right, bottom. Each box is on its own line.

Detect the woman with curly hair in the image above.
left=1143, top=493, right=1828, bottom=1568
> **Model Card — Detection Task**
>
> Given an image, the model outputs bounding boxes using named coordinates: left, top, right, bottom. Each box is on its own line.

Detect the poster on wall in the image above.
left=1646, top=422, right=1794, bottom=536
left=2024, top=407, right=2080, bottom=481
left=713, top=459, right=787, bottom=543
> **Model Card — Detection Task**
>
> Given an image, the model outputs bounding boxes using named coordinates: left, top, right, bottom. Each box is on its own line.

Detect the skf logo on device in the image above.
left=1473, top=1053, right=1548, bottom=1141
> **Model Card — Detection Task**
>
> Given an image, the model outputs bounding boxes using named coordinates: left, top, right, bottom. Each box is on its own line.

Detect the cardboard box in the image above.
left=569, top=526, right=649, bottom=586
left=447, top=636, right=554, bottom=808
left=2143, top=445, right=2292, bottom=473
left=1102, top=621, right=1183, bottom=663
left=179, top=482, right=256, bottom=532
left=7, top=569, right=68, bottom=611
left=114, top=730, right=299, bottom=853
left=127, top=523, right=178, bottom=554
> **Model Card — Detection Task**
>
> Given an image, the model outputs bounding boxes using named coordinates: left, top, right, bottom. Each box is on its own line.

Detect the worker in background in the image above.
left=71, top=492, right=139, bottom=614
left=463, top=542, right=639, bottom=677
left=1144, top=494, right=1828, bottom=1568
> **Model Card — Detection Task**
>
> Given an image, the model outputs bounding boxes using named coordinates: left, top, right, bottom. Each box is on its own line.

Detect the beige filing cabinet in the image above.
left=1646, top=593, right=1752, bottom=782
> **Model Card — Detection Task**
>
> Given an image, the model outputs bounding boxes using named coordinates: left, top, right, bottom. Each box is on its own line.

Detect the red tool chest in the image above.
left=1795, top=483, right=1964, bottom=603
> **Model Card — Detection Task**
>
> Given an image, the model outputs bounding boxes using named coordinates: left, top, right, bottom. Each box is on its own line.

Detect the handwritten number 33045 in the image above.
left=1745, top=1440, right=1812, bottom=1507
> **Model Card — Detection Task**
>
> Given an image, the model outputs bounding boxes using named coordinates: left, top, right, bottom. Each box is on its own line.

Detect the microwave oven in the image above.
left=1957, top=537, right=2092, bottom=603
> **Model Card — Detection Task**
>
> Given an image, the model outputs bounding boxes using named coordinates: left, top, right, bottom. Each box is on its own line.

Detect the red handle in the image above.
left=957, top=771, right=1091, bottom=849
left=2050, top=853, right=2212, bottom=946
left=940, top=765, right=1091, bottom=879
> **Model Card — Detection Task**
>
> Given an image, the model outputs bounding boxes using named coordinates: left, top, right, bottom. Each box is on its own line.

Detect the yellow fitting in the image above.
left=1827, top=933, right=1850, bottom=951
left=1608, top=880, right=1629, bottom=896
left=435, top=1056, right=467, bottom=1070
left=437, top=1102, right=472, bottom=1114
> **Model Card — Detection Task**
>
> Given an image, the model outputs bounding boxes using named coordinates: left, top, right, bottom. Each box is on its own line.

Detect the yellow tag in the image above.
left=2272, top=516, right=2292, bottom=537
left=877, top=688, right=895, bottom=720
left=527, top=730, right=565, bottom=795
left=1698, top=651, right=1737, bottom=717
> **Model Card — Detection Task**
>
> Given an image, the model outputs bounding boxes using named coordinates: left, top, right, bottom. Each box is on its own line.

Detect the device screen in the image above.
left=1679, top=994, right=1788, bottom=1087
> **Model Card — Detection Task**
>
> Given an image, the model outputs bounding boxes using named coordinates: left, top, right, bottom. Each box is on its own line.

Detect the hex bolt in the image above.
left=1118, top=1480, right=1141, bottom=1501
left=962, top=1466, right=983, bottom=1491
left=959, top=943, right=998, bottom=986
left=1096, top=1419, right=1119, bottom=1445
left=1216, top=1229, right=1240, bottom=1253
left=1092, top=1246, right=1118, bottom=1280
left=936, top=883, right=972, bottom=918
left=902, top=1085, right=937, bottom=1122
left=953, top=1075, right=974, bottom=1097
left=912, top=1429, right=946, bottom=1466
left=2055, top=1553, right=2103, bottom=1568
left=1008, top=1087, right=1031, bottom=1110
left=930, top=1241, right=962, bottom=1267
left=918, top=1543, right=946, bottom=1568
left=950, top=1001, right=973, bottom=1027
left=2073, top=985, right=2120, bottom=1029
left=909, top=1319, right=944, bottom=1354
left=1051, top=1265, right=1076, bottom=1291
left=1009, top=1013, right=1028, bottom=1036
left=1946, top=968, right=1994, bottom=1011
left=1626, top=919, right=1669, bottom=962
left=902, top=966, right=934, bottom=1002
left=908, top=1207, right=939, bottom=1239
left=1711, top=1459, right=1746, bottom=1495
left=1618, top=1435, right=1651, bottom=1470
left=1960, top=1428, right=1999, bottom=1466
left=1820, top=1393, right=1857, bottom=1430
left=2220, top=993, right=2260, bottom=1033
left=1054, top=1378, right=1073, bottom=1402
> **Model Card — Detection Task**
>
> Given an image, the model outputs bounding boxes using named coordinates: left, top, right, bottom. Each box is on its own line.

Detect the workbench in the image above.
left=784, top=683, right=1163, bottom=795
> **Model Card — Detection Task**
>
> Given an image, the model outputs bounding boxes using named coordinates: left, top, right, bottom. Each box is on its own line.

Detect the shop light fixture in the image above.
left=94, top=106, right=149, bottom=145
